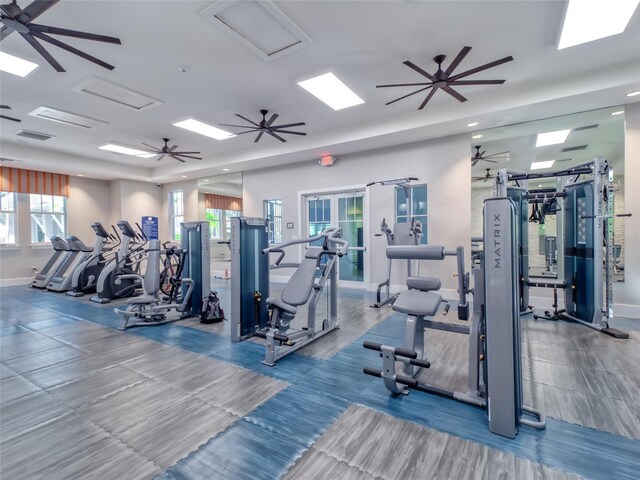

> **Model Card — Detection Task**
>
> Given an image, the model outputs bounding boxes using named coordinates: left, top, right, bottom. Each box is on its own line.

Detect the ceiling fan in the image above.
left=220, top=109, right=306, bottom=143
left=472, top=169, right=496, bottom=183
left=471, top=145, right=509, bottom=166
left=142, top=138, right=202, bottom=163
left=377, top=46, right=513, bottom=109
left=0, top=105, right=20, bottom=122
left=0, top=0, right=121, bottom=72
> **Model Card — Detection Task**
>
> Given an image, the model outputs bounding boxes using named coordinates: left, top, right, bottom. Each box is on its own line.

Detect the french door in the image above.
left=305, top=190, right=367, bottom=288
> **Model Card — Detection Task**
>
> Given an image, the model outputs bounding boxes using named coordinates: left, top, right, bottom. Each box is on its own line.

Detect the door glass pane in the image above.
left=323, top=199, right=331, bottom=222
left=412, top=185, right=427, bottom=215
left=309, top=200, right=316, bottom=222
left=396, top=188, right=408, bottom=217
left=339, top=198, right=346, bottom=221
left=338, top=194, right=364, bottom=281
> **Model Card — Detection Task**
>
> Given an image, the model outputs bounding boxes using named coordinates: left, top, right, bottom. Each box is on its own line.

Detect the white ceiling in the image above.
left=1, top=0, right=639, bottom=183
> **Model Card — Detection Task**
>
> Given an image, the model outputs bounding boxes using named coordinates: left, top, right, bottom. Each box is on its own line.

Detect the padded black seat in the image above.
left=392, top=290, right=442, bottom=317
left=266, top=297, right=297, bottom=316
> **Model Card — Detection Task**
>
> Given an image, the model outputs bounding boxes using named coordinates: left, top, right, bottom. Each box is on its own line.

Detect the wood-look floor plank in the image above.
left=282, top=447, right=383, bottom=480
left=0, top=390, right=68, bottom=441
left=3, top=346, right=85, bottom=374
left=0, top=375, right=40, bottom=403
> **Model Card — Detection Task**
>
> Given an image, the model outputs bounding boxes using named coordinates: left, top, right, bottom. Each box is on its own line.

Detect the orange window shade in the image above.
left=205, top=194, right=243, bottom=211
left=0, top=166, right=69, bottom=197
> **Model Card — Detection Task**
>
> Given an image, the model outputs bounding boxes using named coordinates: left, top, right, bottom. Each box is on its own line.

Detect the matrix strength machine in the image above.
left=494, top=157, right=630, bottom=338
left=230, top=217, right=349, bottom=366
left=364, top=197, right=545, bottom=438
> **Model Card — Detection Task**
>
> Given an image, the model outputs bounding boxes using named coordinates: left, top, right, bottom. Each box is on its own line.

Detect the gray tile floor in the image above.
left=0, top=318, right=287, bottom=480
left=284, top=405, right=584, bottom=480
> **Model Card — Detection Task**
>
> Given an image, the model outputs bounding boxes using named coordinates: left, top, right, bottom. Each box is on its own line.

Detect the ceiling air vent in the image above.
left=562, top=145, right=588, bottom=152
left=29, top=107, right=107, bottom=129
left=573, top=124, right=599, bottom=132
left=0, top=157, right=22, bottom=163
left=15, top=129, right=55, bottom=141
left=201, top=0, right=311, bottom=61
left=73, top=77, right=162, bottom=112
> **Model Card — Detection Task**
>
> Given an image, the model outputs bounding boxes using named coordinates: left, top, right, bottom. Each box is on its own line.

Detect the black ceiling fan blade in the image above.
left=157, top=154, right=165, bottom=161
left=418, top=86, right=439, bottom=110
left=235, top=114, right=260, bottom=127
left=169, top=155, right=186, bottom=163
left=174, top=154, right=202, bottom=160
left=376, top=82, right=432, bottom=88
left=20, top=32, right=64, bottom=71
left=21, top=1, right=59, bottom=23
left=441, top=85, right=467, bottom=103
left=444, top=46, right=472, bottom=77
left=168, top=145, right=178, bottom=152
left=484, top=151, right=509, bottom=158
left=254, top=130, right=265, bottom=143
left=448, top=56, right=514, bottom=82
left=270, top=122, right=305, bottom=129
left=479, top=159, right=498, bottom=163
left=141, top=143, right=160, bottom=151
left=386, top=85, right=432, bottom=106
left=0, top=114, right=21, bottom=122
left=1, top=2, right=23, bottom=18
left=32, top=31, right=115, bottom=70
left=472, top=159, right=479, bottom=167
left=219, top=123, right=257, bottom=129
left=267, top=131, right=287, bottom=142
left=403, top=60, right=436, bottom=81
left=29, top=23, right=121, bottom=44
left=449, top=80, right=506, bottom=85
left=272, top=130, right=306, bottom=136
left=171, top=151, right=201, bottom=155
left=480, top=150, right=486, bottom=157
left=266, top=113, right=279, bottom=126
left=233, top=129, right=261, bottom=135
left=0, top=105, right=10, bottom=109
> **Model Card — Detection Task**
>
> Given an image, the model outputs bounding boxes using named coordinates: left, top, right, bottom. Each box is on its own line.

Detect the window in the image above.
left=206, top=208, right=241, bottom=240
left=169, top=190, right=184, bottom=240
left=30, top=194, right=66, bottom=243
left=0, top=192, right=17, bottom=245
left=395, top=184, right=427, bottom=244
left=264, top=199, right=282, bottom=244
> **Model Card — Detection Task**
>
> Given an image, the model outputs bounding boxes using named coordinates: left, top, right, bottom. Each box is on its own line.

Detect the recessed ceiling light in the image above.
left=99, top=144, right=156, bottom=158
left=467, top=122, right=479, bottom=127
left=298, top=72, right=364, bottom=110
left=146, top=179, right=153, bottom=182
left=173, top=119, right=235, bottom=140
left=0, top=51, right=38, bottom=77
left=181, top=175, right=188, bottom=178
left=531, top=160, right=555, bottom=170
left=538, top=184, right=542, bottom=187
left=78, top=174, right=84, bottom=177
left=222, top=168, right=229, bottom=172
left=472, top=134, right=483, bottom=139
left=626, top=91, right=640, bottom=97
left=536, top=129, right=571, bottom=147
left=203, top=179, right=210, bottom=182
left=610, top=110, right=625, bottom=116
left=558, top=0, right=640, bottom=49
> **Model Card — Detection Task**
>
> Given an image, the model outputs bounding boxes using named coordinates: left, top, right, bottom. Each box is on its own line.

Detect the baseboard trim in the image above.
left=0, top=277, right=32, bottom=287
left=614, top=303, right=640, bottom=319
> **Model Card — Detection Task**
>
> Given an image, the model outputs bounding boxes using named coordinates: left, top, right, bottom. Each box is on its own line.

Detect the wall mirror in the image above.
left=471, top=106, right=626, bottom=282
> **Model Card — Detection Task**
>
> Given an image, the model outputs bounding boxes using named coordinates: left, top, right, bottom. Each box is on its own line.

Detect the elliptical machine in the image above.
left=90, top=221, right=146, bottom=304
left=66, top=222, right=118, bottom=297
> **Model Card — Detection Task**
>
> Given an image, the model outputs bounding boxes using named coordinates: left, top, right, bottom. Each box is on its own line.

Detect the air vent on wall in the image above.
left=73, top=77, right=162, bottom=112
left=200, top=0, right=311, bottom=61
left=29, top=107, right=108, bottom=129
left=562, top=145, right=588, bottom=152
left=573, top=124, right=599, bottom=131
left=15, top=129, right=55, bottom=141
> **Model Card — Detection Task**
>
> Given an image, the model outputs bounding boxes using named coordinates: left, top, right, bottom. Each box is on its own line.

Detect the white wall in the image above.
left=160, top=179, right=199, bottom=240
left=243, top=134, right=471, bottom=294
left=110, top=179, right=162, bottom=231
left=0, top=176, right=111, bottom=284
left=617, top=102, right=640, bottom=316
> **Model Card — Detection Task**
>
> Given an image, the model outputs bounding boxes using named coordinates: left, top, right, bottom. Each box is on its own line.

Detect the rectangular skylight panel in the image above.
left=558, top=0, right=640, bottom=49
left=535, top=129, right=571, bottom=147
left=531, top=161, right=555, bottom=170
left=0, top=51, right=38, bottom=77
left=100, top=144, right=155, bottom=158
left=298, top=72, right=364, bottom=110
left=173, top=119, right=235, bottom=140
